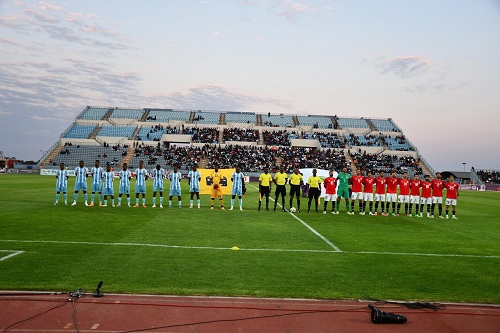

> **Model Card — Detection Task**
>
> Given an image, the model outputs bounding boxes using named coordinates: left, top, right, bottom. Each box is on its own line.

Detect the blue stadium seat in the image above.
left=225, top=112, right=256, bottom=124
left=110, top=108, right=144, bottom=120
left=97, top=126, right=136, bottom=138
left=63, top=124, right=97, bottom=139
left=337, top=118, right=369, bottom=129
left=78, top=107, right=109, bottom=120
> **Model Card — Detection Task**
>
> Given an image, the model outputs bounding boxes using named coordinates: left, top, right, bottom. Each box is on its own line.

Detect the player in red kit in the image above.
left=323, top=170, right=338, bottom=214
left=397, top=172, right=410, bottom=216
left=374, top=171, right=387, bottom=216
left=431, top=172, right=444, bottom=218
left=419, top=174, right=432, bottom=218
left=385, top=171, right=399, bottom=216
left=409, top=174, right=421, bottom=217
left=362, top=171, right=375, bottom=215
left=444, top=175, right=459, bottom=219
left=349, top=169, right=364, bottom=215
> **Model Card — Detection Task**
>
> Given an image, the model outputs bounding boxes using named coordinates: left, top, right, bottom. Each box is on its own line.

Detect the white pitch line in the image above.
left=0, top=239, right=333, bottom=253
left=249, top=184, right=342, bottom=252
left=0, top=240, right=498, bottom=259
left=352, top=251, right=500, bottom=259
left=0, top=250, right=25, bottom=262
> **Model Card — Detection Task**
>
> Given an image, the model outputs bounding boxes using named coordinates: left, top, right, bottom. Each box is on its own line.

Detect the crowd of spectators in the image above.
left=345, top=134, right=381, bottom=147
left=132, top=144, right=204, bottom=169
left=206, top=146, right=349, bottom=173
left=183, top=127, right=219, bottom=144
left=262, top=130, right=297, bottom=146
left=381, top=134, right=413, bottom=151
left=350, top=151, right=422, bottom=176
left=308, top=132, right=345, bottom=148
left=129, top=144, right=351, bottom=173
left=223, top=128, right=259, bottom=142
left=137, top=125, right=179, bottom=142
left=476, top=170, right=500, bottom=184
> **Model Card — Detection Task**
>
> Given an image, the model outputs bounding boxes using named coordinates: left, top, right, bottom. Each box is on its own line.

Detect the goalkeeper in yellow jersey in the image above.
left=210, top=166, right=225, bottom=210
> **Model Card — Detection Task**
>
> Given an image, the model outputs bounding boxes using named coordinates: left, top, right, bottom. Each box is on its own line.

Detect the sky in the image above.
left=0, top=0, right=499, bottom=171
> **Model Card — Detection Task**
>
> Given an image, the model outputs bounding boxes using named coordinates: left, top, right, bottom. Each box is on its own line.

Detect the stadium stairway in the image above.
left=188, top=111, right=195, bottom=123
left=120, top=146, right=136, bottom=167
left=103, top=108, right=114, bottom=121
left=199, top=157, right=208, bottom=169
left=293, top=116, right=299, bottom=127
left=418, top=160, right=433, bottom=177
left=220, top=113, right=226, bottom=125
left=88, top=125, right=102, bottom=139
left=130, top=126, right=141, bottom=141
left=344, top=148, right=357, bottom=173
left=218, top=129, right=224, bottom=144
left=41, top=145, right=64, bottom=166
left=256, top=114, right=262, bottom=126
left=258, top=130, right=264, bottom=145
left=140, top=110, right=150, bottom=122
left=365, top=119, right=377, bottom=132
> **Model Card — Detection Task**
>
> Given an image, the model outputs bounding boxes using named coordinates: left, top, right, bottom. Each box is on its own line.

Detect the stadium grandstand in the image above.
left=40, top=106, right=435, bottom=177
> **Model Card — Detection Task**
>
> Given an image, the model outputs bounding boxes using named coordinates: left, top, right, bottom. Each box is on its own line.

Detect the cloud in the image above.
left=274, top=1, right=309, bottom=20
left=149, top=85, right=291, bottom=111
left=1, top=4, right=130, bottom=50
left=378, top=56, right=432, bottom=79
left=0, top=37, right=22, bottom=46
left=370, top=55, right=465, bottom=94
left=39, top=1, right=63, bottom=11
left=0, top=109, right=12, bottom=116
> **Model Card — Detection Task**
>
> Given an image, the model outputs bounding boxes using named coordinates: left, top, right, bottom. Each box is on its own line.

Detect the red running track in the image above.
left=0, top=292, right=499, bottom=333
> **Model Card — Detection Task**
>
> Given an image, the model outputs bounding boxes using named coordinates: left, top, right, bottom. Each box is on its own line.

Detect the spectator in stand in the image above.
left=184, top=127, right=219, bottom=144
left=262, top=130, right=296, bottom=146
left=223, top=128, right=259, bottom=142
left=476, top=170, right=500, bottom=184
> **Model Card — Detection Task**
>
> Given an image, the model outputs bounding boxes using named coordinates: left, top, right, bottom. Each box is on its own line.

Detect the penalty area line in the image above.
left=249, top=184, right=342, bottom=252
left=0, top=250, right=25, bottom=262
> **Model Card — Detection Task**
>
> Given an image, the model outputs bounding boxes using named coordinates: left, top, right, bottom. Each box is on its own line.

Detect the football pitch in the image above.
left=0, top=174, right=499, bottom=303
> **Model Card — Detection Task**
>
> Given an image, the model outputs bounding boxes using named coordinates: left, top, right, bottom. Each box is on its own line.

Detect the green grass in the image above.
left=0, top=174, right=499, bottom=303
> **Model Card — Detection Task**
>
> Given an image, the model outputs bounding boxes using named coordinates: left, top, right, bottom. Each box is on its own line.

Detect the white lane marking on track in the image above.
left=249, top=184, right=342, bottom=252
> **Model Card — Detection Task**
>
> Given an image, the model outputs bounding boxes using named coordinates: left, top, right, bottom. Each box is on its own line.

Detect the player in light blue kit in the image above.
left=134, top=160, right=148, bottom=208
left=152, top=164, right=165, bottom=208
left=90, top=160, right=103, bottom=206
left=168, top=165, right=182, bottom=208
left=72, top=160, right=89, bottom=206
left=102, top=164, right=115, bottom=207
left=54, top=162, right=69, bottom=205
left=188, top=164, right=201, bottom=209
left=117, top=163, right=132, bottom=207
left=230, top=165, right=245, bottom=211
